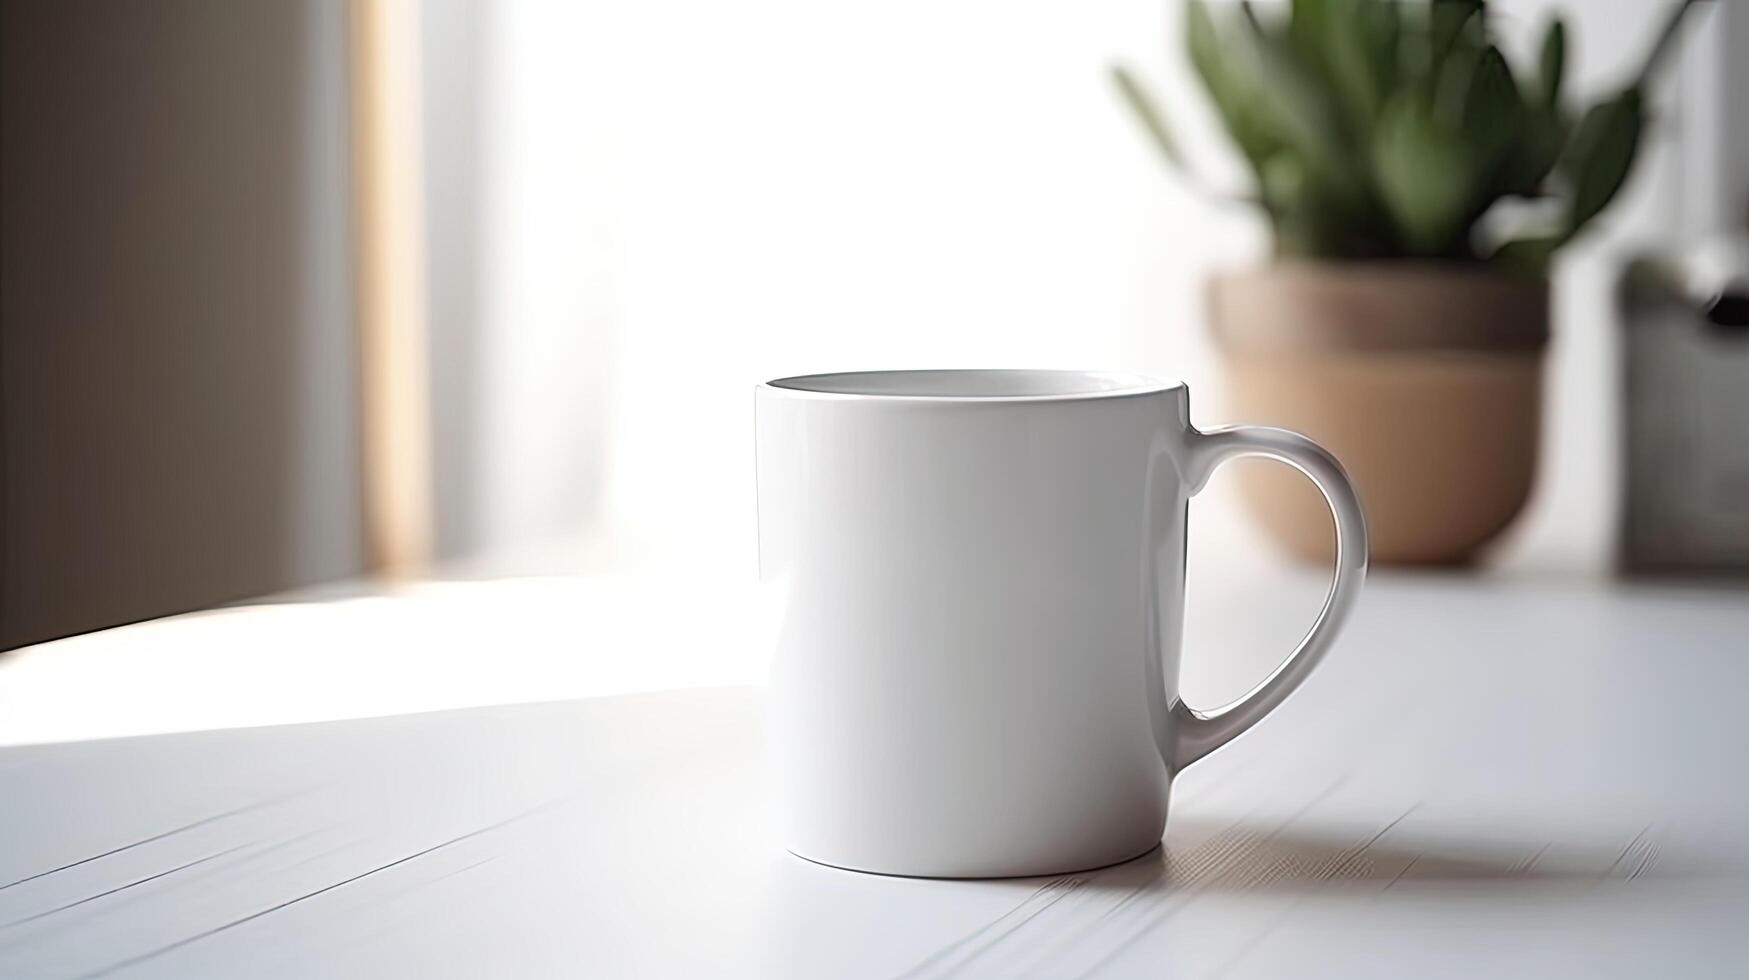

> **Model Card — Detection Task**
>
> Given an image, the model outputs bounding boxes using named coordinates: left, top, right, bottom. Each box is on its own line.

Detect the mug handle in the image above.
left=1172, top=425, right=1368, bottom=769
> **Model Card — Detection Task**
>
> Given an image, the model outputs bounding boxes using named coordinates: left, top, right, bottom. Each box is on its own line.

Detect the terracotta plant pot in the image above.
left=1209, top=263, right=1548, bottom=566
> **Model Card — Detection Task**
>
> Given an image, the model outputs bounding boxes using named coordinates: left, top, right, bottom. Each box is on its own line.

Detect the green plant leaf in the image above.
left=1499, top=103, right=1567, bottom=196
left=1185, top=2, right=1239, bottom=144
left=1186, top=0, right=1221, bottom=81
left=1324, top=0, right=1392, bottom=127
left=1185, top=0, right=1231, bottom=116
left=1492, top=235, right=1561, bottom=275
left=1371, top=0, right=1402, bottom=85
left=1238, top=0, right=1267, bottom=36
left=1494, top=17, right=1567, bottom=198
left=1139, top=0, right=1690, bottom=266
left=1434, top=36, right=1483, bottom=129
left=1429, top=0, right=1484, bottom=76
left=1229, top=0, right=1355, bottom=192
left=1261, top=151, right=1370, bottom=257
left=1187, top=0, right=1276, bottom=170
left=1563, top=89, right=1643, bottom=237
left=1109, top=65, right=1187, bottom=170
left=1464, top=48, right=1519, bottom=131
left=1536, top=17, right=1566, bottom=110
left=1463, top=45, right=1524, bottom=176
left=1287, top=0, right=1337, bottom=81
left=1260, top=151, right=1307, bottom=221
left=1373, top=93, right=1479, bottom=254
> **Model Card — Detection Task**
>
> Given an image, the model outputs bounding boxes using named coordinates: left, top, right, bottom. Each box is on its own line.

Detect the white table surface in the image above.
left=2, top=575, right=1748, bottom=978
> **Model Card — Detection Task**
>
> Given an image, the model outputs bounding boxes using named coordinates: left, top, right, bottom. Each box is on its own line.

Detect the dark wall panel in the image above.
left=1, top=0, right=361, bottom=650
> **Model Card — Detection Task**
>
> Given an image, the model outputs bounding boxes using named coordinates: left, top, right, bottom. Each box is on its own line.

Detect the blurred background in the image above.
left=2, top=0, right=1744, bottom=743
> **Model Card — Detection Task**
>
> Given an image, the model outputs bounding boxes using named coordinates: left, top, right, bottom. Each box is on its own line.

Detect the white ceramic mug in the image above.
left=756, top=370, right=1366, bottom=878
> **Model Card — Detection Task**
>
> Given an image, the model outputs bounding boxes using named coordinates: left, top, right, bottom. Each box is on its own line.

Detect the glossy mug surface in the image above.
left=756, top=370, right=1366, bottom=878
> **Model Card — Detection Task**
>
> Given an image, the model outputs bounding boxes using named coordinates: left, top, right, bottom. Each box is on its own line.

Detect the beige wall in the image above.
left=1, top=0, right=361, bottom=650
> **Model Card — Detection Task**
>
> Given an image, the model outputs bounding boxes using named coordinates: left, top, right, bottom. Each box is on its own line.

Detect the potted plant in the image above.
left=1113, top=0, right=1698, bottom=564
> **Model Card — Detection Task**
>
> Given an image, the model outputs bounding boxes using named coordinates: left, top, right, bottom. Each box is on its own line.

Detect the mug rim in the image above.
left=761, top=369, right=1183, bottom=403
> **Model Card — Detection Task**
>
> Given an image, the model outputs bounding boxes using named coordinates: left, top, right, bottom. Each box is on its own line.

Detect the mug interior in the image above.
left=765, top=369, right=1177, bottom=400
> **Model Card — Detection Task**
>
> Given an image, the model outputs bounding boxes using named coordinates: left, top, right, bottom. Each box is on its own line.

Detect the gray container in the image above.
left=1619, top=237, right=1749, bottom=573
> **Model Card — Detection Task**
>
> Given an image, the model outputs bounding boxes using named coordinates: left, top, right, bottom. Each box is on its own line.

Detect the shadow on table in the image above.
left=875, top=822, right=1662, bottom=980
left=1072, top=820, right=1659, bottom=894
